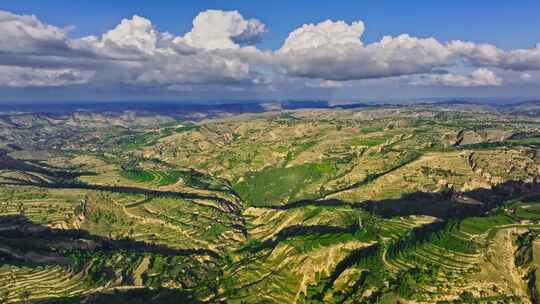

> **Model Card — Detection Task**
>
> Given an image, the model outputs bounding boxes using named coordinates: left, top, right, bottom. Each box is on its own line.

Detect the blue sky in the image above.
left=1, top=1, right=540, bottom=102
left=4, top=0, right=540, bottom=49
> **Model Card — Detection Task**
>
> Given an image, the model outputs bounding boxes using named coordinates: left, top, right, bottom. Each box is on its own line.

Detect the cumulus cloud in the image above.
left=0, top=10, right=102, bottom=71
left=450, top=40, right=540, bottom=72
left=0, top=10, right=265, bottom=93
left=278, top=20, right=452, bottom=81
left=305, top=79, right=344, bottom=88
left=502, top=44, right=540, bottom=71
left=0, top=10, right=68, bottom=54
left=448, top=41, right=502, bottom=66
left=72, top=15, right=183, bottom=59
left=92, top=15, right=160, bottom=55
left=521, top=73, right=533, bottom=80
left=277, top=20, right=540, bottom=83
left=125, top=53, right=258, bottom=87
left=0, top=8, right=539, bottom=96
left=280, top=20, right=365, bottom=52
left=411, top=68, right=502, bottom=87
left=0, top=65, right=93, bottom=87
left=176, top=10, right=266, bottom=50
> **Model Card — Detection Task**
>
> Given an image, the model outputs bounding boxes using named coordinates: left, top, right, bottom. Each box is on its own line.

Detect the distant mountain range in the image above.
left=1, top=99, right=540, bottom=117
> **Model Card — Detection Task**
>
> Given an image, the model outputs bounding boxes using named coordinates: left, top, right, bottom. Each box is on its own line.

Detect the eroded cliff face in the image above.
left=471, top=229, right=540, bottom=304
left=514, top=231, right=540, bottom=304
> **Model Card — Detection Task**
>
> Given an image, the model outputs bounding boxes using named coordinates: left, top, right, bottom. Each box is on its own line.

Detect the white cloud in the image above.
left=0, top=65, right=93, bottom=87
left=98, top=15, right=159, bottom=54
left=72, top=15, right=180, bottom=59
left=0, top=8, right=538, bottom=96
left=176, top=10, right=266, bottom=50
left=0, top=10, right=68, bottom=53
left=278, top=20, right=451, bottom=81
left=67, top=11, right=269, bottom=88
left=448, top=41, right=502, bottom=66
left=412, top=68, right=502, bottom=87
left=0, top=10, right=97, bottom=71
left=450, top=40, right=540, bottom=72
left=280, top=20, right=364, bottom=52
left=305, top=79, right=344, bottom=88
left=503, top=44, right=540, bottom=71
left=127, top=54, right=255, bottom=87
left=521, top=73, right=532, bottom=80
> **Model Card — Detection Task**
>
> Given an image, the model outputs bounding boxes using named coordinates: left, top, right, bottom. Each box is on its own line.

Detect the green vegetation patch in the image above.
left=284, top=229, right=376, bottom=254
left=459, top=214, right=515, bottom=235
left=175, top=124, right=200, bottom=133
left=507, top=136, right=540, bottom=146
left=118, top=132, right=160, bottom=150
left=118, top=126, right=191, bottom=150
left=233, top=162, right=337, bottom=206
left=120, top=167, right=228, bottom=190
left=350, top=137, right=387, bottom=147
left=461, top=136, right=540, bottom=150
left=121, top=169, right=156, bottom=183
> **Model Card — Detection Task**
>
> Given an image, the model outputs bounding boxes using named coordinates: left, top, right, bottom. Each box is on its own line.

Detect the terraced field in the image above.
left=0, top=265, right=88, bottom=302
left=2, top=104, right=540, bottom=303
